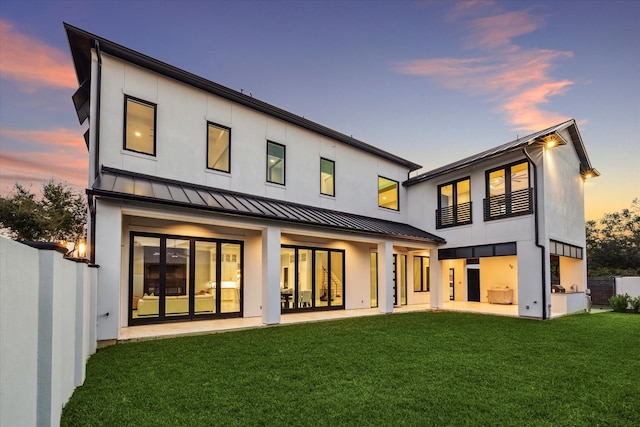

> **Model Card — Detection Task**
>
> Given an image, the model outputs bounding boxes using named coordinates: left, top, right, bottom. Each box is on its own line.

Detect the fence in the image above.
left=0, top=237, right=97, bottom=427
left=587, top=276, right=615, bottom=306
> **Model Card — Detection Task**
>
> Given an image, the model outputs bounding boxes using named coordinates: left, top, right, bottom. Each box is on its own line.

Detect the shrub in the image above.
left=631, top=296, right=640, bottom=313
left=609, top=294, right=631, bottom=312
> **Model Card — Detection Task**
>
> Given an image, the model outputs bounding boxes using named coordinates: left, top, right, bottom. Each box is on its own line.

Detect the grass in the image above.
left=61, top=312, right=639, bottom=426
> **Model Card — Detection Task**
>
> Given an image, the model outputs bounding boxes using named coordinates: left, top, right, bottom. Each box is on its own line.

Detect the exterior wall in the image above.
left=517, top=240, right=545, bottom=317
left=615, top=276, right=640, bottom=298
left=97, top=54, right=410, bottom=222
left=479, top=256, right=518, bottom=304
left=0, top=238, right=97, bottom=427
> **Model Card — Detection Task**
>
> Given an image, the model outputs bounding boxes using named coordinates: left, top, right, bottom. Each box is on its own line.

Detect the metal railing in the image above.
left=483, top=188, right=533, bottom=221
left=436, top=201, right=472, bottom=229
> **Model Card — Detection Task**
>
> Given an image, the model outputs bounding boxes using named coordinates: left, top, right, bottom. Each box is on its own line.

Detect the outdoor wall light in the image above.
left=581, top=168, right=600, bottom=179
left=78, top=238, right=86, bottom=258
left=537, top=134, right=567, bottom=149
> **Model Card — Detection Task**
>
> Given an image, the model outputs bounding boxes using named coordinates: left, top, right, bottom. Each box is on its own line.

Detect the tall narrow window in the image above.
left=267, top=141, right=285, bottom=185
left=207, top=122, right=231, bottom=172
left=320, top=158, right=335, bottom=196
left=124, top=96, right=156, bottom=155
left=437, top=177, right=471, bottom=228
left=413, top=256, right=430, bottom=292
left=378, top=176, right=399, bottom=211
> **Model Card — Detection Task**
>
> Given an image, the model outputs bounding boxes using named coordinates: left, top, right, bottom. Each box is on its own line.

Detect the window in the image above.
left=320, top=158, right=335, bottom=196
left=267, top=141, right=285, bottom=185
left=378, top=176, right=399, bottom=210
left=484, top=160, right=532, bottom=220
left=207, top=122, right=231, bottom=172
left=437, top=177, right=471, bottom=228
left=124, top=96, right=156, bottom=155
left=280, top=245, right=345, bottom=311
left=413, top=256, right=430, bottom=292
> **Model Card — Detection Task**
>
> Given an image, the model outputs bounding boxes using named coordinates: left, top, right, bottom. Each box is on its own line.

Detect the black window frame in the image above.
left=320, top=157, right=335, bottom=197
left=436, top=176, right=472, bottom=229
left=123, top=95, right=157, bottom=156
left=413, top=255, right=430, bottom=292
left=378, top=176, right=400, bottom=211
left=128, top=231, right=244, bottom=326
left=266, top=140, right=286, bottom=185
left=206, top=121, right=231, bottom=173
left=484, top=160, right=532, bottom=221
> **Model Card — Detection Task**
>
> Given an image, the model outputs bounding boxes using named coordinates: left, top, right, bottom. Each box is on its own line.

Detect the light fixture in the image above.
left=135, top=131, right=141, bottom=137
left=581, top=167, right=600, bottom=179
left=78, top=238, right=86, bottom=258
left=533, top=133, right=567, bottom=149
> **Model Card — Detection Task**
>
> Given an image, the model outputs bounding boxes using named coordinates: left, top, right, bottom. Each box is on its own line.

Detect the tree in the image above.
left=586, top=198, right=640, bottom=276
left=0, top=180, right=86, bottom=244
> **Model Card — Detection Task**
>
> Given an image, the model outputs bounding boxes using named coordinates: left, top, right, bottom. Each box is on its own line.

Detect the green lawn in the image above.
left=62, top=312, right=639, bottom=426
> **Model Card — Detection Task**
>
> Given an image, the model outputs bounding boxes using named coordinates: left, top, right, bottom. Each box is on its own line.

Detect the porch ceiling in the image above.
left=89, top=167, right=446, bottom=245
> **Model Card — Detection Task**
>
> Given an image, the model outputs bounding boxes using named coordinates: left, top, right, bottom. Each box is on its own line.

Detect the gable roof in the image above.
left=89, top=167, right=446, bottom=245
left=403, top=119, right=599, bottom=186
left=64, top=23, right=422, bottom=172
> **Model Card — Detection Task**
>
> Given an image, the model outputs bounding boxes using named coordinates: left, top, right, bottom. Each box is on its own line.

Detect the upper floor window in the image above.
left=484, top=160, right=532, bottom=220
left=437, top=177, right=471, bottom=229
left=320, top=158, right=335, bottom=196
left=124, top=96, right=156, bottom=156
left=378, top=176, right=399, bottom=211
left=207, top=122, right=231, bottom=173
left=267, top=141, right=285, bottom=185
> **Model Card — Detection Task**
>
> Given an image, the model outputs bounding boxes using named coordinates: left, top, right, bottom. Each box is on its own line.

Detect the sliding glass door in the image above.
left=281, top=245, right=345, bottom=312
left=130, top=232, right=242, bottom=324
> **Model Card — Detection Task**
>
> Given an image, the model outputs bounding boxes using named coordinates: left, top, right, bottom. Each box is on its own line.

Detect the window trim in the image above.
left=413, top=256, right=430, bottom=292
left=484, top=160, right=532, bottom=221
left=320, top=157, right=335, bottom=197
left=123, top=95, right=157, bottom=156
left=436, top=176, right=472, bottom=229
left=266, top=140, right=286, bottom=185
left=206, top=121, right=231, bottom=173
left=378, top=176, right=399, bottom=211
left=485, top=160, right=530, bottom=195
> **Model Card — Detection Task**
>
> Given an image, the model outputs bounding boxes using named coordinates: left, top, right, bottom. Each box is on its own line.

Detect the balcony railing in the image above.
left=483, top=188, right=533, bottom=221
left=436, top=201, right=472, bottom=229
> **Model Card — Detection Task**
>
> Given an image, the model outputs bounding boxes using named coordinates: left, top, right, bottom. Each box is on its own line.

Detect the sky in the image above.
left=0, top=0, right=638, bottom=221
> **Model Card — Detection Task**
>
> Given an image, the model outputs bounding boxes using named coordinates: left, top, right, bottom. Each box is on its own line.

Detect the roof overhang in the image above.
left=89, top=167, right=446, bottom=245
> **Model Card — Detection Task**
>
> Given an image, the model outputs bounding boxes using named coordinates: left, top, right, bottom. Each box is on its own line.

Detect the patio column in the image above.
left=262, top=225, right=281, bottom=325
left=430, top=252, right=443, bottom=309
left=377, top=240, right=393, bottom=314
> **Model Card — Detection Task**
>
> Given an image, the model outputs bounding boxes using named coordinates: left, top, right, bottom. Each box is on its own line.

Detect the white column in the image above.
left=377, top=241, right=394, bottom=314
left=430, top=251, right=443, bottom=309
left=262, top=226, right=281, bottom=325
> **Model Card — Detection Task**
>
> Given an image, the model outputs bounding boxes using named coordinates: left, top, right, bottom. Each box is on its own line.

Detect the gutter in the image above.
left=523, top=144, right=547, bottom=320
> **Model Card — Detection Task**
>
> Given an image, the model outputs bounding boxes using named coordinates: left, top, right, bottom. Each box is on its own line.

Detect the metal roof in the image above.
left=404, top=119, right=598, bottom=186
left=89, top=167, right=445, bottom=244
left=64, top=23, right=422, bottom=172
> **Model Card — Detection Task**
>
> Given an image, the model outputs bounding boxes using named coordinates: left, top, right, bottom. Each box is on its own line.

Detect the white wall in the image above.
left=615, top=276, right=640, bottom=298
left=480, top=256, right=518, bottom=304
left=97, top=54, right=411, bottom=222
left=0, top=238, right=97, bottom=427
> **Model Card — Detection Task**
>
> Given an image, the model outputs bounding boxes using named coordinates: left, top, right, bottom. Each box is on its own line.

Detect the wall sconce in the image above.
left=536, top=133, right=567, bottom=149
left=78, top=238, right=86, bottom=259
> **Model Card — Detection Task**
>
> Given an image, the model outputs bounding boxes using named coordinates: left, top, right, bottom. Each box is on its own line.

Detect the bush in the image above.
left=631, top=296, right=640, bottom=313
left=609, top=294, right=631, bottom=312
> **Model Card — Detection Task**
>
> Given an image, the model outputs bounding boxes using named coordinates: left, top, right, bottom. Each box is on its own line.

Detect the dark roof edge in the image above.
left=403, top=119, right=597, bottom=186
left=63, top=23, right=421, bottom=172
left=91, top=166, right=446, bottom=244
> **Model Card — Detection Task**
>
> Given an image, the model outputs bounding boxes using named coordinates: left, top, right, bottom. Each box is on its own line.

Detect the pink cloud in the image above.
left=0, top=20, right=77, bottom=91
left=395, top=3, right=574, bottom=133
left=469, top=11, right=543, bottom=50
left=0, top=128, right=87, bottom=195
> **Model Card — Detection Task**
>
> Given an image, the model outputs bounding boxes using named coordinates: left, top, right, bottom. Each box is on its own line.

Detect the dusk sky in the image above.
left=0, top=0, right=638, bottom=221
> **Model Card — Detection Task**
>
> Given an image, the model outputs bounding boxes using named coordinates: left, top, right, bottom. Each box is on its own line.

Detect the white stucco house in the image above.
left=65, top=24, right=599, bottom=341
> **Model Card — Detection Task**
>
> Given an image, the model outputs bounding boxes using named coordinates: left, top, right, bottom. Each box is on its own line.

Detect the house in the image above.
left=65, top=24, right=598, bottom=341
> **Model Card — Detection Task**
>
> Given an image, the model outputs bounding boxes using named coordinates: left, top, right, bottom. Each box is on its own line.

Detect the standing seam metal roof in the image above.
left=89, top=167, right=445, bottom=244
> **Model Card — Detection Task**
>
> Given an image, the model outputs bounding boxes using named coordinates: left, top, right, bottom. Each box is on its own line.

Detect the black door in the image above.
left=467, top=268, right=480, bottom=302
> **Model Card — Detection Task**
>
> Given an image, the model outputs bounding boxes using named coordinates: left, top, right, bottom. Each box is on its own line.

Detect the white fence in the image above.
left=0, top=237, right=97, bottom=427
left=615, top=276, right=640, bottom=299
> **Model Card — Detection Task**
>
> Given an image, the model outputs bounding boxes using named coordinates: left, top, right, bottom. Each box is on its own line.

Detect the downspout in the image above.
left=523, top=145, right=547, bottom=320
left=89, top=40, right=102, bottom=265
left=94, top=40, right=102, bottom=180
